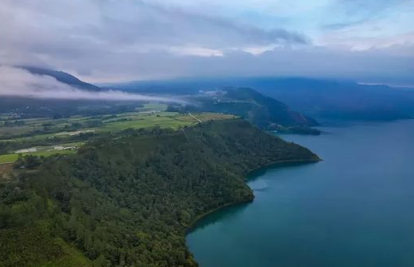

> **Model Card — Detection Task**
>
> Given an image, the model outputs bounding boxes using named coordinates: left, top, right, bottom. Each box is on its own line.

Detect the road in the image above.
left=189, top=113, right=202, bottom=123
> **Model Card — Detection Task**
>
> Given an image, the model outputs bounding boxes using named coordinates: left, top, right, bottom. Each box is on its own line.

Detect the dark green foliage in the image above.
left=0, top=222, right=92, bottom=267
left=4, top=120, right=25, bottom=127
left=14, top=155, right=44, bottom=169
left=0, top=119, right=318, bottom=267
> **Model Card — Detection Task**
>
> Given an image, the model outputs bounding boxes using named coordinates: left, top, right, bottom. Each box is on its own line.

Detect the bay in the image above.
left=187, top=120, right=414, bottom=267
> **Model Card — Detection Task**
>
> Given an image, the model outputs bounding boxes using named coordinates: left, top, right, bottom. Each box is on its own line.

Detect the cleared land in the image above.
left=0, top=143, right=81, bottom=164
left=0, top=103, right=169, bottom=139
left=0, top=106, right=235, bottom=163
left=0, top=163, right=12, bottom=178
left=0, top=112, right=234, bottom=142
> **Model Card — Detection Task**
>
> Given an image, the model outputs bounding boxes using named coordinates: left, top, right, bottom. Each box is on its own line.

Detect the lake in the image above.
left=187, top=120, right=414, bottom=267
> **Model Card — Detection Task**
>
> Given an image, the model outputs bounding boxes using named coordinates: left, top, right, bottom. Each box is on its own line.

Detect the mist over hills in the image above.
left=0, top=66, right=186, bottom=106
left=236, top=78, right=414, bottom=121
left=1, top=68, right=321, bottom=134
left=111, top=77, right=414, bottom=121
left=4, top=66, right=414, bottom=123
left=171, top=87, right=320, bottom=134
left=19, top=66, right=102, bottom=92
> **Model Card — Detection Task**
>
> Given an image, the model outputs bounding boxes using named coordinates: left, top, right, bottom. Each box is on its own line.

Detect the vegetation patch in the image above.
left=0, top=110, right=234, bottom=163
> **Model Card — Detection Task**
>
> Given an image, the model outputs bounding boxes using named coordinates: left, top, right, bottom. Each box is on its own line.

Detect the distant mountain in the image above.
left=241, top=78, right=414, bottom=121
left=172, top=87, right=321, bottom=135
left=19, top=66, right=101, bottom=92
left=112, top=77, right=414, bottom=122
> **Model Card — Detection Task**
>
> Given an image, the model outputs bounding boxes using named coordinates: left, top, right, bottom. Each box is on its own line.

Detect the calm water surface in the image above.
left=187, top=120, right=414, bottom=267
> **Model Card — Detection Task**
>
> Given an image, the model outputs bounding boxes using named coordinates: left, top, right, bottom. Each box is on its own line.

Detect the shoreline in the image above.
left=186, top=157, right=320, bottom=234
left=186, top=198, right=254, bottom=234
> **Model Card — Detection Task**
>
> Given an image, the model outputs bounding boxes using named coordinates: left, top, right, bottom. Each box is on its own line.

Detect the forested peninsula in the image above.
left=0, top=119, right=319, bottom=267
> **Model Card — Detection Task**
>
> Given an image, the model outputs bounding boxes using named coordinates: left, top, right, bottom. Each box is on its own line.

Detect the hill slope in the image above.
left=112, top=77, right=414, bottom=122
left=242, top=78, right=414, bottom=121
left=19, top=66, right=101, bottom=92
left=0, top=119, right=318, bottom=267
left=174, top=88, right=320, bottom=134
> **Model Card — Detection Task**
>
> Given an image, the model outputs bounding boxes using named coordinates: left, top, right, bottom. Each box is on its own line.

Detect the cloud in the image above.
left=127, top=45, right=413, bottom=85
left=322, top=0, right=414, bottom=34
left=93, top=1, right=308, bottom=48
left=0, top=0, right=306, bottom=60
left=334, top=0, right=410, bottom=14
left=317, top=31, right=414, bottom=51
left=323, top=19, right=367, bottom=31
left=0, top=0, right=412, bottom=85
left=0, top=66, right=185, bottom=103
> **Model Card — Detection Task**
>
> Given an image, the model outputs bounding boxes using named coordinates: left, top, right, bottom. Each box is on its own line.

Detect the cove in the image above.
left=186, top=120, right=414, bottom=267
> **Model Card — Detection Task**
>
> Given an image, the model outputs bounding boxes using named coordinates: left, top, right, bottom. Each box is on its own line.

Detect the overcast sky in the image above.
left=1, top=0, right=413, bottom=85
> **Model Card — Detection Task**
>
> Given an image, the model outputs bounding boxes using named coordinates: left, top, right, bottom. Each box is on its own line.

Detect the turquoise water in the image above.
left=187, top=120, right=414, bottom=267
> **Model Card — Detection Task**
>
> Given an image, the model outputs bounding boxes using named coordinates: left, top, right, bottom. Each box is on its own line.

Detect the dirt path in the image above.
left=0, top=163, right=13, bottom=180
left=189, top=113, right=202, bottom=123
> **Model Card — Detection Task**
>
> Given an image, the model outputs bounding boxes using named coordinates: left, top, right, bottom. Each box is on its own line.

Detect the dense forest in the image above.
left=0, top=119, right=318, bottom=267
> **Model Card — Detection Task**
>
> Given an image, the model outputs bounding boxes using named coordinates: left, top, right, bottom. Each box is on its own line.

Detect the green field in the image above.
left=0, top=150, right=76, bottom=164
left=0, top=108, right=234, bottom=163
left=0, top=103, right=168, bottom=139
left=0, top=112, right=234, bottom=142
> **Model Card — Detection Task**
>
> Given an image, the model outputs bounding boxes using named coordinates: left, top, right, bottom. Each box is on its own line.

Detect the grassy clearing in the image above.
left=0, top=112, right=236, bottom=143
left=100, top=113, right=195, bottom=132
left=0, top=112, right=217, bottom=143
left=14, top=142, right=84, bottom=153
left=0, top=103, right=168, bottom=137
left=0, top=163, right=13, bottom=179
left=102, top=112, right=235, bottom=131
left=0, top=126, right=34, bottom=137
left=0, top=150, right=76, bottom=164
left=0, top=112, right=187, bottom=141
left=0, top=154, right=18, bottom=164
left=0, top=109, right=235, bottom=139
left=0, top=110, right=236, bottom=163
left=178, top=112, right=236, bottom=122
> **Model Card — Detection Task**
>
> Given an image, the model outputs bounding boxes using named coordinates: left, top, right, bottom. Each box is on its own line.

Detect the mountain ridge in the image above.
left=171, top=87, right=321, bottom=134
left=109, top=77, right=414, bottom=121
left=18, top=66, right=101, bottom=92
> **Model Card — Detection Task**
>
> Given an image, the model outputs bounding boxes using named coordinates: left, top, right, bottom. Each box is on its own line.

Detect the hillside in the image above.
left=113, top=77, right=414, bottom=122
left=241, top=78, right=414, bottom=121
left=0, top=119, right=318, bottom=267
left=19, top=66, right=101, bottom=92
left=174, top=88, right=320, bottom=134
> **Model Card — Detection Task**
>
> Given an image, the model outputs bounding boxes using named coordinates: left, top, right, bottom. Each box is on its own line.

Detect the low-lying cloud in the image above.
left=0, top=66, right=185, bottom=103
